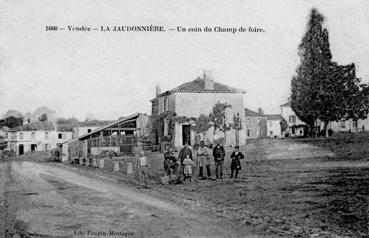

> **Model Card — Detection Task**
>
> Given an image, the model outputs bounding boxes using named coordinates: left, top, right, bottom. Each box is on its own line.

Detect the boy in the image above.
left=230, top=146, right=244, bottom=178
left=135, top=151, right=151, bottom=188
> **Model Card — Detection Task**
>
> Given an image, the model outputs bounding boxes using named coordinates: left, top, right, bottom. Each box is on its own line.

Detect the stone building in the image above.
left=151, top=74, right=247, bottom=147
left=245, top=108, right=267, bottom=139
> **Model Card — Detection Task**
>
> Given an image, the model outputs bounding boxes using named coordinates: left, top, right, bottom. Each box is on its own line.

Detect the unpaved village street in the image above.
left=1, top=139, right=369, bottom=237
left=0, top=160, right=260, bottom=238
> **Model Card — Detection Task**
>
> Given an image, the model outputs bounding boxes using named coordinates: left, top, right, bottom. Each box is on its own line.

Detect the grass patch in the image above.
left=293, top=132, right=369, bottom=160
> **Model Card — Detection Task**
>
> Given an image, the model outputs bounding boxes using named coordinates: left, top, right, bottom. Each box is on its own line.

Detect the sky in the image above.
left=1, top=0, right=369, bottom=120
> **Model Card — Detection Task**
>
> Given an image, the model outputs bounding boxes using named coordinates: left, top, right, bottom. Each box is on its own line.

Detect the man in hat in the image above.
left=178, top=143, right=192, bottom=176
left=135, top=151, right=151, bottom=188
left=213, top=141, right=225, bottom=179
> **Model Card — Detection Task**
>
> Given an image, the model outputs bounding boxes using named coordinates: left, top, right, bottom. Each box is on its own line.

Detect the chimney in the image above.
left=258, top=108, right=264, bottom=115
left=155, top=85, right=161, bottom=96
left=203, top=70, right=214, bottom=90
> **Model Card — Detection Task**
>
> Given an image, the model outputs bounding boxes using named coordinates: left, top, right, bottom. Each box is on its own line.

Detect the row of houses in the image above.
left=3, top=72, right=369, bottom=158
left=245, top=102, right=369, bottom=139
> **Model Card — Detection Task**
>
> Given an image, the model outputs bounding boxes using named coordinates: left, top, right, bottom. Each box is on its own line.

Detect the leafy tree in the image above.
left=209, top=102, right=232, bottom=143
left=280, top=117, right=288, bottom=133
left=290, top=8, right=369, bottom=137
left=192, top=114, right=211, bottom=142
left=230, top=113, right=243, bottom=146
left=39, top=113, right=48, bottom=121
left=1, top=116, right=23, bottom=128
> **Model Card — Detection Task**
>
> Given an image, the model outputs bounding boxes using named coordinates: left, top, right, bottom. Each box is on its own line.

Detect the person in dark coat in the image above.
left=178, top=143, right=192, bottom=176
left=164, top=148, right=178, bottom=175
left=213, top=142, right=225, bottom=179
left=230, top=146, right=244, bottom=178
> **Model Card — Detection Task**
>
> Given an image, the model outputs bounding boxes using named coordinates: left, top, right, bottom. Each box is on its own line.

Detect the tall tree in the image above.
left=291, top=9, right=331, bottom=131
left=290, top=9, right=369, bottom=137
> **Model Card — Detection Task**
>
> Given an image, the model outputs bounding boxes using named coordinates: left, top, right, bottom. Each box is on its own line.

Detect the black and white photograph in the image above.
left=1, top=0, right=369, bottom=237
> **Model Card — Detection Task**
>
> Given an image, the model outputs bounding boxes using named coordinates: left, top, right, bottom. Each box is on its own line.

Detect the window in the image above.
left=31, top=132, right=35, bottom=139
left=58, top=133, right=62, bottom=139
left=246, top=118, right=250, bottom=126
left=340, top=121, right=346, bottom=128
left=353, top=120, right=358, bottom=128
left=87, top=129, right=92, bottom=133
left=269, top=121, right=273, bottom=127
left=19, top=132, right=23, bottom=140
left=269, top=131, right=273, bottom=136
left=247, top=130, right=250, bottom=137
left=44, top=144, right=49, bottom=151
left=289, top=115, right=296, bottom=123
left=45, top=132, right=49, bottom=139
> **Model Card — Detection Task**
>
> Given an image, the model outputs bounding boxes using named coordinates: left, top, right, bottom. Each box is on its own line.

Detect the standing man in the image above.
left=213, top=141, right=225, bottom=179
left=197, top=141, right=209, bottom=179
left=135, top=151, right=151, bottom=189
left=178, top=143, right=192, bottom=176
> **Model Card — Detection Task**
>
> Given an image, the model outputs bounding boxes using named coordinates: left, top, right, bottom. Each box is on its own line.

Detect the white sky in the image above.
left=1, top=0, right=369, bottom=120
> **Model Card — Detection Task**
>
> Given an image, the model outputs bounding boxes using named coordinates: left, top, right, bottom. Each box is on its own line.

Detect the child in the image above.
left=135, top=151, right=151, bottom=188
left=230, top=146, right=244, bottom=178
left=183, top=154, right=194, bottom=181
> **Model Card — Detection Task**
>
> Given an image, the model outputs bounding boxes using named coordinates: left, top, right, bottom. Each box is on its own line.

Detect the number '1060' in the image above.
left=45, top=26, right=58, bottom=31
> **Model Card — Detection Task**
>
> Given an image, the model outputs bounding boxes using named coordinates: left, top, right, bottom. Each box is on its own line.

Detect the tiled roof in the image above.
left=15, top=121, right=55, bottom=131
left=156, top=77, right=246, bottom=98
left=245, top=108, right=263, bottom=117
left=266, top=114, right=283, bottom=120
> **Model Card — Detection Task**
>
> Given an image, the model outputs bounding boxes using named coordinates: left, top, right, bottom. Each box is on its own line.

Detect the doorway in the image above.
left=182, top=125, right=191, bottom=145
left=31, top=144, right=37, bottom=151
left=19, top=144, right=24, bottom=156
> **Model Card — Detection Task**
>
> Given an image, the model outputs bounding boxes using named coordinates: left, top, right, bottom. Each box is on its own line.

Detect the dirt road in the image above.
left=0, top=160, right=263, bottom=238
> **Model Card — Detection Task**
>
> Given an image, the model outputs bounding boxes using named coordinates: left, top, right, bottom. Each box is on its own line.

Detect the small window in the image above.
left=289, top=116, right=296, bottom=123
left=269, top=121, right=273, bottom=127
left=87, top=129, right=92, bottom=133
left=246, top=119, right=250, bottom=126
left=45, top=132, right=49, bottom=139
left=58, top=133, right=62, bottom=139
left=340, top=121, right=346, bottom=128
left=353, top=120, right=358, bottom=128
left=270, top=131, right=273, bottom=136
left=31, top=132, right=35, bottom=139
left=247, top=130, right=250, bottom=136
left=19, top=132, right=24, bottom=140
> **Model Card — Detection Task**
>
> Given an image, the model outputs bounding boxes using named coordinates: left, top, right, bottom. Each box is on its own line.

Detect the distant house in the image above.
left=5, top=121, right=72, bottom=156
left=280, top=102, right=369, bottom=135
left=60, top=113, right=150, bottom=159
left=280, top=102, right=307, bottom=137
left=72, top=126, right=101, bottom=138
left=0, top=126, right=9, bottom=150
left=245, top=108, right=267, bottom=139
left=266, top=114, right=283, bottom=138
left=151, top=73, right=247, bottom=147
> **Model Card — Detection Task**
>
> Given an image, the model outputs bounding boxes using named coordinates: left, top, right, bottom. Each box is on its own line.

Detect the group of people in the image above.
left=164, top=141, right=245, bottom=181
left=134, top=141, right=245, bottom=188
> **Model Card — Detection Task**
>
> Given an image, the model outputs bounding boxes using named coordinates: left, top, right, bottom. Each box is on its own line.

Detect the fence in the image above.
left=87, top=135, right=138, bottom=148
left=86, top=135, right=166, bottom=154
